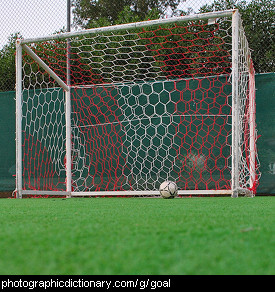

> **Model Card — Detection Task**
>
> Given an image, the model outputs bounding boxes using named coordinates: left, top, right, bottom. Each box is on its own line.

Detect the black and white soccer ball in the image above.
left=159, top=181, right=178, bottom=199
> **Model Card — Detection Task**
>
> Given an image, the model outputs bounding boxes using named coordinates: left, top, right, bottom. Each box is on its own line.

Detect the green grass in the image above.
left=0, top=197, right=274, bottom=275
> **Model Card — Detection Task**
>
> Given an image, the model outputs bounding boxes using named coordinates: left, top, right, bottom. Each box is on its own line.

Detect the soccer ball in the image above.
left=159, top=181, right=178, bottom=199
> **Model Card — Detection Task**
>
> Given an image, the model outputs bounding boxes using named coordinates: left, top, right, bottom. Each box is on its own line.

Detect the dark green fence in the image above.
left=255, top=73, right=275, bottom=194
left=0, top=91, right=15, bottom=192
left=0, top=73, right=274, bottom=194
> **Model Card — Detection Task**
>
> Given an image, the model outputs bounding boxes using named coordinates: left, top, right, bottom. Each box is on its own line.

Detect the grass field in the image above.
left=0, top=196, right=274, bottom=275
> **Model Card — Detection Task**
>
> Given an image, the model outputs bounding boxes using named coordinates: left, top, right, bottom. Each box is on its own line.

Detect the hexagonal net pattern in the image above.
left=18, top=11, right=260, bottom=197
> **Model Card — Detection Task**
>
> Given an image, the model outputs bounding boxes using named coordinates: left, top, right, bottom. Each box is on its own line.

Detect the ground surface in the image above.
left=0, top=197, right=274, bottom=275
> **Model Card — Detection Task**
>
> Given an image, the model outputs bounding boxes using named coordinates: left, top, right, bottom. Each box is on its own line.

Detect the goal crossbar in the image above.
left=21, top=10, right=236, bottom=45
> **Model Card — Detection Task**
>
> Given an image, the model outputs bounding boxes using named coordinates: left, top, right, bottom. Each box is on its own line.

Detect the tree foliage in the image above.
left=199, top=0, right=274, bottom=73
left=0, top=33, right=21, bottom=92
left=72, top=0, right=181, bottom=28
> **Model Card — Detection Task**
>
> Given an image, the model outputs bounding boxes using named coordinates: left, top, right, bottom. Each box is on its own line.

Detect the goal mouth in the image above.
left=15, top=10, right=260, bottom=198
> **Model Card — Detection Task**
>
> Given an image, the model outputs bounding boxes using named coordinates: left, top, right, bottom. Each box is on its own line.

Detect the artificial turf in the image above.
left=0, top=196, right=274, bottom=275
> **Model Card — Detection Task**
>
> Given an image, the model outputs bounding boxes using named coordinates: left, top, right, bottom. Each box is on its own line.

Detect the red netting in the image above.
left=27, top=21, right=232, bottom=86
left=137, top=22, right=231, bottom=79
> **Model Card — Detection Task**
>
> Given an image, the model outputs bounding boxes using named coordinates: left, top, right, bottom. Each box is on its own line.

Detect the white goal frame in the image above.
left=15, top=9, right=258, bottom=198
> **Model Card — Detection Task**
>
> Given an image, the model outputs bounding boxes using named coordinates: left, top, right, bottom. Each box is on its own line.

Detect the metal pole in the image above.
left=231, top=10, right=240, bottom=198
left=66, top=0, right=72, bottom=197
left=67, top=0, right=71, bottom=87
left=67, top=0, right=71, bottom=33
left=15, top=40, right=23, bottom=199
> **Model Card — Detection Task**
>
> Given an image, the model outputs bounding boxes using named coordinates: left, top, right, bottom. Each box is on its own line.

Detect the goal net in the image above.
left=15, top=10, right=260, bottom=198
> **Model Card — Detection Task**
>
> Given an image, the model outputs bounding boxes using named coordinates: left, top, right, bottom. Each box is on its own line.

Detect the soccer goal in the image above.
left=15, top=9, right=260, bottom=198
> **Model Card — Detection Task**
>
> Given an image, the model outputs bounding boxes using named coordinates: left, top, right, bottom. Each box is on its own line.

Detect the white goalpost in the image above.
left=15, top=9, right=259, bottom=198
